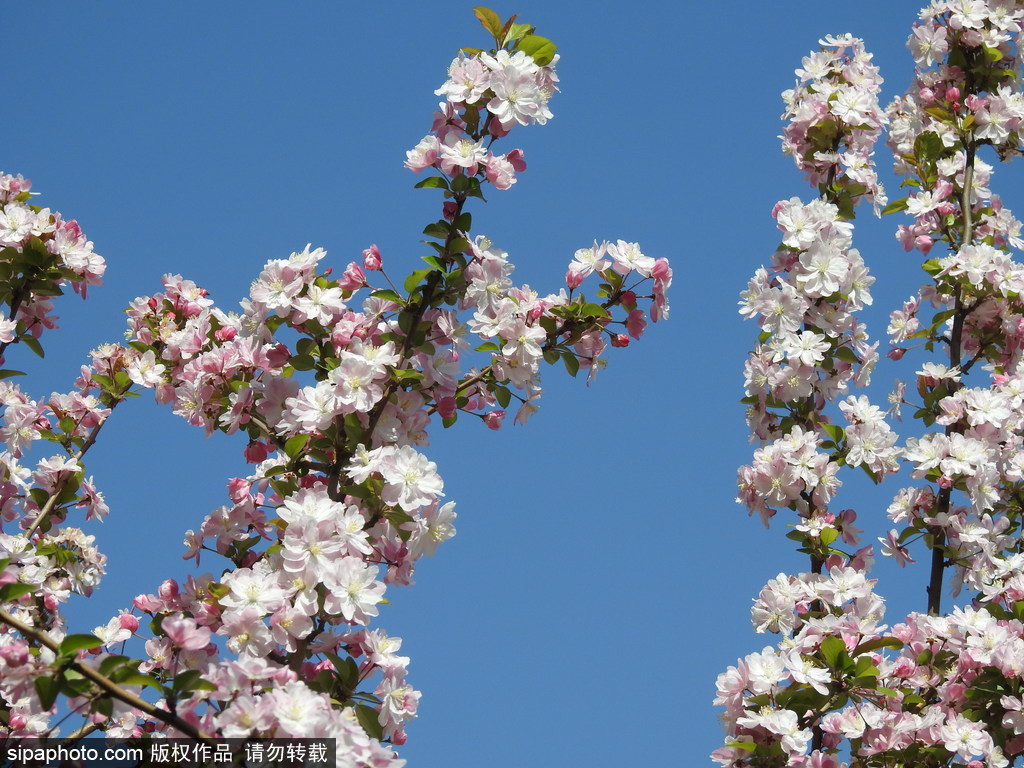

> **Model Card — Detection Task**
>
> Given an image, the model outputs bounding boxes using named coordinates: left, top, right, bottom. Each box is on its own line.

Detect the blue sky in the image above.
left=7, top=1, right=1016, bottom=765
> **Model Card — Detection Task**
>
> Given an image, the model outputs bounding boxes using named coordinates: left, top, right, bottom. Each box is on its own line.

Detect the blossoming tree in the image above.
left=717, top=2, right=1024, bottom=766
left=0, top=8, right=670, bottom=764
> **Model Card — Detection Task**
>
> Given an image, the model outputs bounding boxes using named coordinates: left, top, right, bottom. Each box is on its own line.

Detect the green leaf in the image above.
left=423, top=221, right=450, bottom=239
left=413, top=176, right=449, bottom=190
left=284, top=434, right=309, bottom=459
left=0, top=582, right=34, bottom=603
left=561, top=351, right=580, bottom=377
left=492, top=384, right=512, bottom=408
left=819, top=636, right=848, bottom=669
left=853, top=636, right=904, bottom=656
left=882, top=197, right=909, bottom=216
left=113, top=672, right=166, bottom=691
left=370, top=289, right=402, bottom=304
left=93, top=695, right=114, bottom=718
left=99, top=655, right=132, bottom=676
left=983, top=45, right=1004, bottom=62
left=448, top=237, right=471, bottom=254
left=0, top=369, right=25, bottom=380
left=821, top=423, right=845, bottom=444
left=59, top=634, right=104, bottom=655
left=173, top=668, right=217, bottom=694
left=473, top=6, right=503, bottom=40
left=355, top=704, right=385, bottom=741
left=820, top=527, right=838, bottom=546
left=833, top=346, right=860, bottom=365
left=19, top=334, right=44, bottom=359
left=392, top=368, right=425, bottom=383
left=726, top=741, right=757, bottom=753
left=504, top=21, right=532, bottom=45
left=289, top=354, right=316, bottom=371
left=35, top=675, right=60, bottom=710
left=475, top=341, right=500, bottom=353
left=914, top=131, right=944, bottom=164
left=854, top=656, right=880, bottom=677
left=517, top=34, right=557, bottom=66
left=404, top=268, right=435, bottom=293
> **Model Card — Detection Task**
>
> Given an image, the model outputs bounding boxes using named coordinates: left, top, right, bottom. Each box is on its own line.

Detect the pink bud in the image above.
left=0, top=644, right=29, bottom=666
left=437, top=397, right=457, bottom=419
left=918, top=87, right=936, bottom=104
left=339, top=262, right=366, bottom=290
left=824, top=554, right=844, bottom=570
left=9, top=713, right=26, bottom=731
left=214, top=326, right=237, bottom=342
left=227, top=477, right=250, bottom=502
left=652, top=258, right=672, bottom=283
left=946, top=86, right=960, bottom=102
left=43, top=592, right=58, bottom=611
left=488, top=120, right=510, bottom=139
left=391, top=730, right=408, bottom=746
left=915, top=236, right=934, bottom=254
left=937, top=475, right=954, bottom=490
left=619, top=290, right=637, bottom=308
left=626, top=309, right=647, bottom=340
left=964, top=94, right=985, bottom=112
left=611, top=334, right=630, bottom=348
left=362, top=244, right=382, bottom=271
left=133, top=593, right=162, bottom=612
left=266, top=343, right=291, bottom=368
left=442, top=202, right=458, bottom=221
left=565, top=269, right=585, bottom=289
left=506, top=149, right=526, bottom=172
left=484, top=410, right=505, bottom=430
left=888, top=348, right=907, bottom=360
left=158, top=579, right=179, bottom=600
left=244, top=441, right=270, bottom=464
left=119, top=614, right=140, bottom=632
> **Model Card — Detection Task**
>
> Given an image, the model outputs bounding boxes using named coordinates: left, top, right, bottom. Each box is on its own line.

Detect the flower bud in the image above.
left=362, top=244, right=382, bottom=271
left=245, top=441, right=270, bottom=464
left=158, top=579, right=179, bottom=601
left=436, top=397, right=457, bottom=419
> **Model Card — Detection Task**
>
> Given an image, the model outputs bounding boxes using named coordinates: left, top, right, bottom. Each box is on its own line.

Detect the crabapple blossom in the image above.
left=0, top=10, right=670, bottom=764
left=720, top=4, right=1024, bottom=766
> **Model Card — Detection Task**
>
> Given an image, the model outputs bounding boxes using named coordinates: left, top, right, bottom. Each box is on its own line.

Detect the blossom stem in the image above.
left=0, top=607, right=208, bottom=741
left=927, top=138, right=975, bottom=617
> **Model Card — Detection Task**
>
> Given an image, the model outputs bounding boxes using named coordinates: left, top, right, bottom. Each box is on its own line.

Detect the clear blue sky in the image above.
left=8, top=1, right=1012, bottom=765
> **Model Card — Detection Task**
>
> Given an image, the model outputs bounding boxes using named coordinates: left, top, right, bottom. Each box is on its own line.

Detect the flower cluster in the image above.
left=0, top=173, right=105, bottom=360
left=406, top=38, right=557, bottom=190
left=736, top=37, right=894, bottom=540
left=780, top=35, right=889, bottom=212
